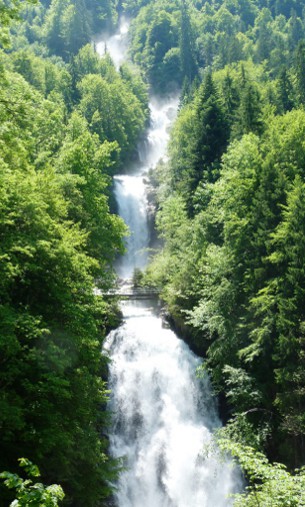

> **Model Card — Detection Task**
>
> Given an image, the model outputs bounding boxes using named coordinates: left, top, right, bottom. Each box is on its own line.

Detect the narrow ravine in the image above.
left=98, top=18, right=239, bottom=506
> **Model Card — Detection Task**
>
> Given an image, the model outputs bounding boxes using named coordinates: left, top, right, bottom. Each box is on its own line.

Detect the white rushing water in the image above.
left=113, top=174, right=149, bottom=278
left=98, top=17, right=239, bottom=507
left=106, top=301, right=238, bottom=507
left=96, top=16, right=130, bottom=70
left=114, top=96, right=178, bottom=279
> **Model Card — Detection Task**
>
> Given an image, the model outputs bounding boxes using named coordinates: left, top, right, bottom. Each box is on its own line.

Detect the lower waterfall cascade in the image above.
left=105, top=301, right=239, bottom=507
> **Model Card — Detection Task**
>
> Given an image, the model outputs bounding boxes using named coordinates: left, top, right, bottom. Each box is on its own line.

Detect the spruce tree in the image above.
left=222, top=71, right=240, bottom=128
left=44, top=0, right=69, bottom=56
left=254, top=8, right=273, bottom=62
left=277, top=66, right=294, bottom=113
left=295, top=39, right=305, bottom=105
left=287, top=10, right=304, bottom=52
left=233, top=83, right=262, bottom=138
left=179, top=0, right=198, bottom=83
left=192, top=72, right=229, bottom=188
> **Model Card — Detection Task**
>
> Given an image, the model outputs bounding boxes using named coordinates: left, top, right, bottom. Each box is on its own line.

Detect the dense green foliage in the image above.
left=3, top=0, right=305, bottom=504
left=128, top=0, right=305, bottom=93
left=218, top=439, right=305, bottom=506
left=0, top=1, right=148, bottom=505
left=129, top=0, right=198, bottom=91
left=1, top=458, right=64, bottom=506
left=10, top=0, right=117, bottom=59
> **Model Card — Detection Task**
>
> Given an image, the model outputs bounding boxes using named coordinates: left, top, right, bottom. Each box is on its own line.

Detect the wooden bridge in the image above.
left=95, top=285, right=160, bottom=300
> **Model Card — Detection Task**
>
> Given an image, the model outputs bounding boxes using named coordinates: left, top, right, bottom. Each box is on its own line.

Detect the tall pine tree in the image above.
left=191, top=72, right=229, bottom=190
left=179, top=0, right=198, bottom=84
left=295, top=39, right=305, bottom=106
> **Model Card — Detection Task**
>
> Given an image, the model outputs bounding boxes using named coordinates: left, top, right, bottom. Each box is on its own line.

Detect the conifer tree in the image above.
left=192, top=72, right=229, bottom=188
left=44, top=0, right=69, bottom=56
left=233, top=83, right=262, bottom=138
left=222, top=71, right=240, bottom=128
left=179, top=0, right=198, bottom=83
left=287, top=10, right=304, bottom=52
left=295, top=39, right=305, bottom=105
left=61, top=0, right=91, bottom=56
left=277, top=66, right=294, bottom=113
left=254, top=8, right=273, bottom=62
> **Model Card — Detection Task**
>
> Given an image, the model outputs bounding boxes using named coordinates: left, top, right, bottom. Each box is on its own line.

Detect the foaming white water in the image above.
left=114, top=175, right=149, bottom=278
left=105, top=301, right=238, bottom=507
left=96, top=16, right=130, bottom=69
left=113, top=97, right=179, bottom=278
left=139, top=97, right=179, bottom=171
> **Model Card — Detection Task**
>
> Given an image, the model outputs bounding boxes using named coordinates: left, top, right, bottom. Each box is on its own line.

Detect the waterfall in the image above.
left=96, top=16, right=130, bottom=70
left=113, top=95, right=179, bottom=280
left=113, top=174, right=149, bottom=279
left=97, top=17, right=240, bottom=507
left=105, top=301, right=238, bottom=506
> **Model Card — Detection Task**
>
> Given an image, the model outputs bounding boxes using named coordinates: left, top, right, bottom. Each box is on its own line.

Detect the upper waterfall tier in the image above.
left=96, top=16, right=130, bottom=70
left=97, top=20, right=179, bottom=281
left=113, top=96, right=178, bottom=279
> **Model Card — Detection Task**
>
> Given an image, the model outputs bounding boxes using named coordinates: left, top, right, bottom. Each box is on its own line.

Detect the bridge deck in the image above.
left=95, top=286, right=160, bottom=299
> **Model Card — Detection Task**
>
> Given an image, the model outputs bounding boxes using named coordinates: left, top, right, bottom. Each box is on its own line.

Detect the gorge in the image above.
left=98, top=19, right=239, bottom=506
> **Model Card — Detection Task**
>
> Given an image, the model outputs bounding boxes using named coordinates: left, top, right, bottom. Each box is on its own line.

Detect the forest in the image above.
left=1, top=0, right=305, bottom=505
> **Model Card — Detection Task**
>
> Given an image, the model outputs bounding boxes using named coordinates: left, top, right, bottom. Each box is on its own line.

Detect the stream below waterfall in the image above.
left=97, top=18, right=240, bottom=507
